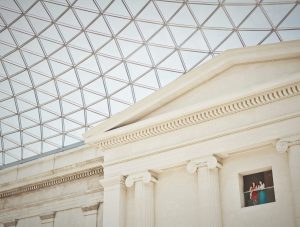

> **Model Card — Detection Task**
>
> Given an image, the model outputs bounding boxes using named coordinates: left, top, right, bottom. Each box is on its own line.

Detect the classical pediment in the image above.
left=84, top=40, right=300, bottom=147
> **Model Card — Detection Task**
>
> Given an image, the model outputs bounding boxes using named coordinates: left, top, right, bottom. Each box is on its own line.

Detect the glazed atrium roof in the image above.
left=0, top=0, right=300, bottom=168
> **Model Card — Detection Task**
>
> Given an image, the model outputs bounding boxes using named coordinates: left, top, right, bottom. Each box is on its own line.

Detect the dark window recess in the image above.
left=243, top=170, right=275, bottom=207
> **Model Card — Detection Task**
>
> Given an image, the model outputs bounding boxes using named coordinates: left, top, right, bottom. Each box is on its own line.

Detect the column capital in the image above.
left=40, top=212, right=56, bottom=224
left=187, top=156, right=222, bottom=174
left=82, top=203, right=100, bottom=216
left=125, top=171, right=158, bottom=188
left=276, top=135, right=300, bottom=153
left=3, top=220, right=17, bottom=227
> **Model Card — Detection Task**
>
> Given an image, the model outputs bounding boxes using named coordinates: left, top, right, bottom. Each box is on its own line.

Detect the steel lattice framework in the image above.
left=0, top=0, right=300, bottom=167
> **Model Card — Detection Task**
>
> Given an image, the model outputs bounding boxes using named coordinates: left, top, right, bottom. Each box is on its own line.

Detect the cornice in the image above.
left=96, top=82, right=300, bottom=149
left=0, top=166, right=103, bottom=199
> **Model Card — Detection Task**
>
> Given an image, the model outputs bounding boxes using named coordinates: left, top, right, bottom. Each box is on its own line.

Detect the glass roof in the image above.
left=0, top=0, right=300, bottom=168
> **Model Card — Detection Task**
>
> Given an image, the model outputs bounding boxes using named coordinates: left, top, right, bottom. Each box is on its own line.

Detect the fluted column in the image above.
left=276, top=135, right=300, bottom=227
left=81, top=203, right=100, bottom=227
left=3, top=220, right=17, bottom=227
left=100, top=176, right=126, bottom=227
left=40, top=212, right=55, bottom=227
left=187, top=156, right=223, bottom=227
left=125, top=171, right=158, bottom=227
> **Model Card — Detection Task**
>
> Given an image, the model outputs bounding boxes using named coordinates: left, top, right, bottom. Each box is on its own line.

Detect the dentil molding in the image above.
left=97, top=82, right=300, bottom=149
left=0, top=166, right=103, bottom=199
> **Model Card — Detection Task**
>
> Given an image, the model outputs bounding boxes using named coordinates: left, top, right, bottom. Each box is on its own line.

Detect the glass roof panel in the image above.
left=0, top=0, right=299, bottom=168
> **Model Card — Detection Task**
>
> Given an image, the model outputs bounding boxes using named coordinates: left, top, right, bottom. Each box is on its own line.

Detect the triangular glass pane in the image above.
left=6, top=148, right=21, bottom=160
left=64, top=135, right=81, bottom=146
left=57, top=81, right=77, bottom=96
left=62, top=100, right=81, bottom=115
left=99, top=39, right=121, bottom=58
left=107, top=62, right=129, bottom=81
left=216, top=32, right=243, bottom=51
left=27, top=2, right=50, bottom=20
left=106, top=15, right=130, bottom=35
left=67, top=127, right=85, bottom=140
left=17, top=0, right=37, bottom=12
left=46, top=135, right=62, bottom=147
left=189, top=4, right=218, bottom=25
left=106, top=0, right=130, bottom=17
left=135, top=70, right=159, bottom=88
left=84, top=78, right=106, bottom=95
left=88, top=99, right=109, bottom=116
left=0, top=8, right=20, bottom=25
left=86, top=110, right=106, bottom=126
left=204, top=7, right=232, bottom=28
left=13, top=71, right=32, bottom=86
left=21, top=116, right=38, bottom=128
left=40, top=24, right=62, bottom=42
left=64, top=118, right=82, bottom=131
left=11, top=17, right=33, bottom=33
left=25, top=141, right=42, bottom=154
left=23, top=148, right=40, bottom=157
left=69, top=33, right=92, bottom=51
left=78, top=55, right=100, bottom=73
left=157, top=69, right=181, bottom=86
left=4, top=153, right=18, bottom=164
left=169, top=26, right=195, bottom=46
left=64, top=90, right=83, bottom=105
left=118, top=39, right=141, bottom=58
left=148, top=45, right=173, bottom=65
left=97, top=55, right=121, bottom=73
left=133, top=85, right=154, bottom=102
left=77, top=69, right=98, bottom=86
left=239, top=30, right=270, bottom=46
left=279, top=30, right=300, bottom=41
left=18, top=89, right=37, bottom=104
left=68, top=47, right=90, bottom=64
left=42, top=141, right=58, bottom=153
left=137, top=21, right=163, bottom=40
left=0, top=43, right=14, bottom=57
left=83, top=90, right=104, bottom=106
left=0, top=29, right=15, bottom=45
left=124, top=0, right=148, bottom=17
left=203, top=29, right=231, bottom=49
left=180, top=50, right=207, bottom=70
left=149, top=27, right=175, bottom=46
left=2, top=115, right=19, bottom=128
left=112, top=85, right=134, bottom=104
left=156, top=1, right=182, bottom=21
left=40, top=109, right=58, bottom=122
left=23, top=51, right=43, bottom=67
left=50, top=60, right=71, bottom=76
left=127, top=62, right=151, bottom=81
left=11, top=80, right=30, bottom=95
left=29, top=17, right=51, bottom=34
left=182, top=30, right=209, bottom=51
left=240, top=7, right=271, bottom=29
left=36, top=90, right=55, bottom=104
left=280, top=5, right=300, bottom=28
left=17, top=99, right=35, bottom=112
left=262, top=32, right=280, bottom=45
left=169, top=5, right=196, bottom=26
left=44, top=2, right=68, bottom=20
left=22, top=39, right=44, bottom=56
left=110, top=99, right=129, bottom=114
left=1, top=98, right=17, bottom=113
left=51, top=47, right=72, bottom=64
left=225, top=5, right=255, bottom=27
left=128, top=46, right=152, bottom=65
left=30, top=71, right=51, bottom=86
left=31, top=60, right=52, bottom=76
left=11, top=30, right=33, bottom=46
left=75, top=8, right=98, bottom=28
left=57, top=25, right=81, bottom=42
left=4, top=50, right=25, bottom=67
left=263, top=4, right=294, bottom=26
left=1, top=122, right=18, bottom=134
left=75, top=0, right=97, bottom=11
left=105, top=78, right=127, bottom=95
left=37, top=80, right=57, bottom=96
left=118, top=22, right=142, bottom=41
left=44, top=117, right=62, bottom=131
left=137, top=2, right=163, bottom=22
left=58, top=69, right=79, bottom=86
left=159, top=51, right=184, bottom=71
left=65, top=110, right=85, bottom=125
left=3, top=62, right=24, bottom=75
left=42, top=126, right=60, bottom=138
left=87, top=16, right=111, bottom=35
left=87, top=32, right=111, bottom=50
left=40, top=39, right=61, bottom=56
left=0, top=107, right=13, bottom=118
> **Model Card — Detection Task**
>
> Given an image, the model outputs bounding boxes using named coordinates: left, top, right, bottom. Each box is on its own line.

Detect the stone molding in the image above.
left=125, top=171, right=158, bottom=188
left=81, top=203, right=100, bottom=216
left=40, top=212, right=56, bottom=224
left=96, top=82, right=300, bottom=149
left=276, top=135, right=300, bottom=153
left=100, top=176, right=126, bottom=189
left=3, top=220, right=17, bottom=227
left=187, top=156, right=222, bottom=174
left=0, top=167, right=103, bottom=199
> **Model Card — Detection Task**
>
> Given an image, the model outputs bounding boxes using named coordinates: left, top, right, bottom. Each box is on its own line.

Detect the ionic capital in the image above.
left=187, top=156, right=222, bottom=174
left=100, top=176, right=126, bottom=189
left=276, top=135, right=300, bottom=153
left=125, top=171, right=158, bottom=188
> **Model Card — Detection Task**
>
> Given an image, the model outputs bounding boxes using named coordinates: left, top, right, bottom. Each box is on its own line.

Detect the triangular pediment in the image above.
left=84, top=40, right=300, bottom=145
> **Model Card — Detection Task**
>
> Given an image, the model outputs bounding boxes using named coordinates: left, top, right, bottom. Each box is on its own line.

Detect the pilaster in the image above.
left=187, top=156, right=223, bottom=227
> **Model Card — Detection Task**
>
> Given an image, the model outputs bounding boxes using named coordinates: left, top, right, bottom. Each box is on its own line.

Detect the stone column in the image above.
left=100, top=176, right=126, bottom=227
left=187, top=156, right=223, bottom=227
left=125, top=171, right=158, bottom=227
left=276, top=135, right=300, bottom=227
left=3, top=220, right=17, bottom=227
left=82, top=203, right=100, bottom=227
left=40, top=212, right=55, bottom=227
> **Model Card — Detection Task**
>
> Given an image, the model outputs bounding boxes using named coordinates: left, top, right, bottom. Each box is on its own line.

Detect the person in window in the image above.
left=258, top=180, right=267, bottom=204
left=249, top=182, right=258, bottom=205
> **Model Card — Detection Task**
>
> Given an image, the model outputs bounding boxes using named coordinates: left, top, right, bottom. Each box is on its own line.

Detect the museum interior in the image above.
left=0, top=0, right=300, bottom=227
